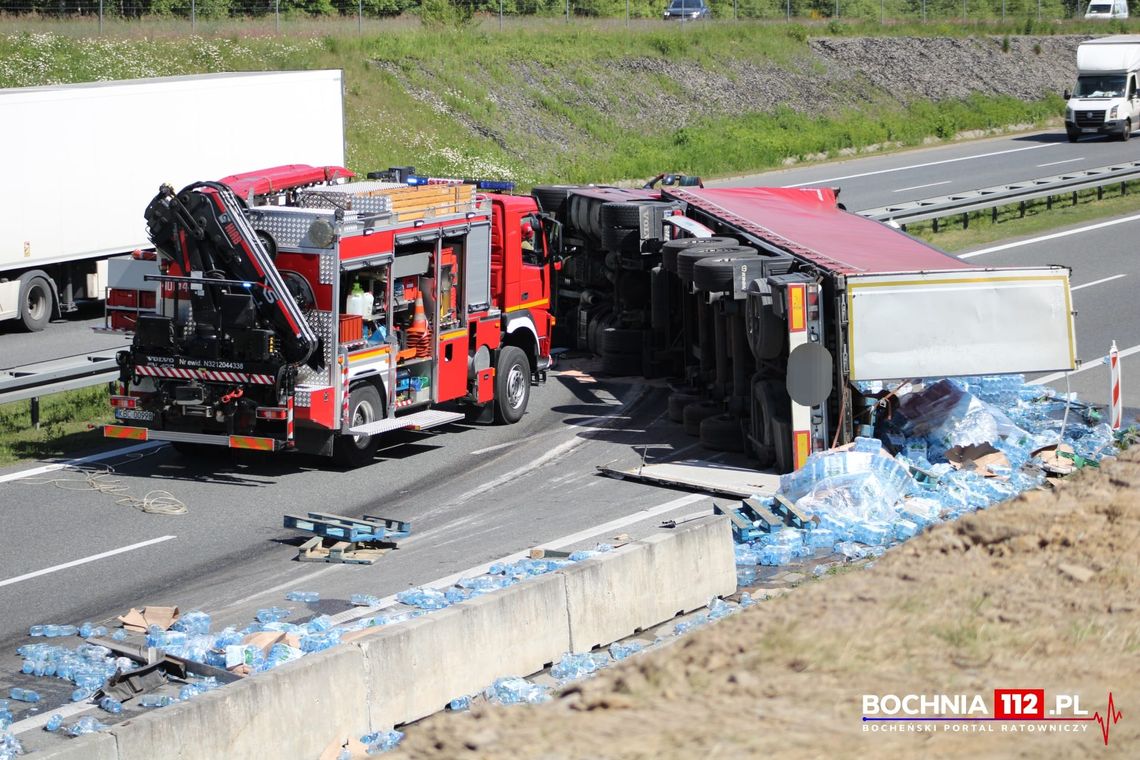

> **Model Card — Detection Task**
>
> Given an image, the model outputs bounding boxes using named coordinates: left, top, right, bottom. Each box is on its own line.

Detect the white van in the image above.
left=1085, top=1, right=1129, bottom=19
left=1064, top=35, right=1140, bottom=141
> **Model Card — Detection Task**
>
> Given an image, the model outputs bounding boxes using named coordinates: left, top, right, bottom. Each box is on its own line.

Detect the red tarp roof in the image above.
left=220, top=165, right=354, bottom=199
left=667, top=187, right=971, bottom=275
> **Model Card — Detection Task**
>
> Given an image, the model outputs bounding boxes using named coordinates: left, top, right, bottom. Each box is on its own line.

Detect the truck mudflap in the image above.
left=845, top=267, right=1077, bottom=380
left=104, top=425, right=280, bottom=452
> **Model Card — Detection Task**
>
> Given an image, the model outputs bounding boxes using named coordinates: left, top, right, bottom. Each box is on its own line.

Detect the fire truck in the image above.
left=104, top=165, right=552, bottom=466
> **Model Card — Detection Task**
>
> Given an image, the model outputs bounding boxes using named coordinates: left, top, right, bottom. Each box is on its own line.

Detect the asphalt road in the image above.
left=2, top=127, right=1138, bottom=732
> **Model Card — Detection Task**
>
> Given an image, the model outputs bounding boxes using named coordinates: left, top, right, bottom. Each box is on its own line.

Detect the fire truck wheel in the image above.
left=494, top=346, right=531, bottom=424
left=661, top=237, right=736, bottom=273
left=19, top=274, right=52, bottom=332
left=667, top=391, right=700, bottom=423
left=699, top=414, right=745, bottom=452
left=334, top=384, right=384, bottom=467
left=682, top=401, right=720, bottom=436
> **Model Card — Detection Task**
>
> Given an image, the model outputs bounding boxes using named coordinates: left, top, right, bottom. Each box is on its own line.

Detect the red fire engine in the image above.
left=104, top=165, right=553, bottom=466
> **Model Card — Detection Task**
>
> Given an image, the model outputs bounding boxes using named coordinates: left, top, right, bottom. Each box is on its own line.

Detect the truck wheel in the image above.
left=692, top=255, right=763, bottom=293
left=667, top=390, right=700, bottom=422
left=19, top=274, right=52, bottom=332
left=1066, top=129, right=1079, bottom=143
left=677, top=246, right=753, bottom=283
left=334, top=383, right=384, bottom=467
left=600, top=351, right=643, bottom=376
left=601, top=327, right=645, bottom=355
left=661, top=237, right=736, bottom=273
left=699, top=414, right=745, bottom=452
left=682, top=400, right=720, bottom=436
left=494, top=346, right=530, bottom=424
left=532, top=185, right=577, bottom=216
left=1123, top=119, right=1132, bottom=141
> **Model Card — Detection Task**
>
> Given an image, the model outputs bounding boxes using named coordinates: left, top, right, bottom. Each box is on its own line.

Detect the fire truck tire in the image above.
left=682, top=400, right=720, bottom=436
left=532, top=185, right=577, bottom=215
left=692, top=255, right=763, bottom=293
left=676, top=246, right=752, bottom=282
left=334, top=384, right=384, bottom=467
left=661, top=237, right=736, bottom=273
left=18, top=273, right=53, bottom=332
left=600, top=327, right=645, bottom=355
left=699, top=414, right=745, bottom=452
left=494, top=346, right=531, bottom=424
left=667, top=391, right=700, bottom=423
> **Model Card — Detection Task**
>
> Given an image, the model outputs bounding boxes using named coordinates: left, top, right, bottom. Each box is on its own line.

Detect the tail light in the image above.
left=256, top=407, right=289, bottom=420
left=110, top=395, right=139, bottom=409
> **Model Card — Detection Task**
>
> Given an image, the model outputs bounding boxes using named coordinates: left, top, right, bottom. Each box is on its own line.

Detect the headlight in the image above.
left=1110, top=105, right=1119, bottom=119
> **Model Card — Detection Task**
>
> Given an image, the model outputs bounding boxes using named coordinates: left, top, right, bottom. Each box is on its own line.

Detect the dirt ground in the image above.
left=392, top=447, right=1140, bottom=759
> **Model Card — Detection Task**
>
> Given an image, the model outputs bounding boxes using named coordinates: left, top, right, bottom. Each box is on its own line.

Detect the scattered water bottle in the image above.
left=708, top=597, right=738, bottom=620
left=673, top=613, right=709, bottom=636
left=66, top=715, right=108, bottom=736
left=111, top=629, right=128, bottom=642
left=396, top=587, right=450, bottom=610
left=98, top=696, right=123, bottom=715
left=71, top=687, right=95, bottom=703
left=173, top=611, right=211, bottom=635
left=483, top=677, right=549, bottom=705
left=739, top=592, right=756, bottom=608
left=256, top=607, right=292, bottom=624
left=139, top=694, right=176, bottom=709
left=550, top=652, right=607, bottom=680
left=285, top=591, right=319, bottom=603
left=362, top=730, right=404, bottom=753
left=448, top=696, right=471, bottom=712
left=350, top=594, right=380, bottom=607
left=9, top=688, right=39, bottom=704
left=306, top=615, right=334, bottom=633
left=44, top=714, right=64, bottom=732
left=28, top=626, right=44, bottom=637
left=608, top=641, right=645, bottom=661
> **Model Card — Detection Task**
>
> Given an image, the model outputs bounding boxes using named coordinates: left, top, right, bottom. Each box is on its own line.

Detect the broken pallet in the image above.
left=296, top=536, right=391, bottom=565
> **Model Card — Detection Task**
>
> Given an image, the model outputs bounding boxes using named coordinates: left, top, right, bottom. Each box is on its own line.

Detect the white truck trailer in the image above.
left=1065, top=35, right=1140, bottom=142
left=0, top=70, right=346, bottom=330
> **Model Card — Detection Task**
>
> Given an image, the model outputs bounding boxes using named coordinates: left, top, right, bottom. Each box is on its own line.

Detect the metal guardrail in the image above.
left=0, top=354, right=119, bottom=416
left=858, top=160, right=1140, bottom=226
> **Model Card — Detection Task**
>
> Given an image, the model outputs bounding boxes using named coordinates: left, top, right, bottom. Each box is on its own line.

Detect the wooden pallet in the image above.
left=296, top=536, right=391, bottom=565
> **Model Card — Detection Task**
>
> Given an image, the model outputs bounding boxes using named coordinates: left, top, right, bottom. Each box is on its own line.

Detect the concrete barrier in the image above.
left=26, top=515, right=734, bottom=759
left=109, top=645, right=369, bottom=760
left=26, top=732, right=118, bottom=760
left=560, top=515, right=735, bottom=652
left=357, top=571, right=570, bottom=730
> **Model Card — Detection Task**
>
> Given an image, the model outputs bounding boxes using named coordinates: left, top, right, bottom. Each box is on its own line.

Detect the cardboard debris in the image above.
left=240, top=631, right=300, bottom=654
left=946, top=443, right=1010, bottom=477
left=319, top=736, right=368, bottom=760
left=1033, top=442, right=1077, bottom=475
left=117, top=606, right=180, bottom=634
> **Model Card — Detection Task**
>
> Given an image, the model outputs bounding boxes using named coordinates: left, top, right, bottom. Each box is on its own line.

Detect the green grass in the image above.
left=0, top=387, right=114, bottom=466
left=908, top=179, right=1140, bottom=252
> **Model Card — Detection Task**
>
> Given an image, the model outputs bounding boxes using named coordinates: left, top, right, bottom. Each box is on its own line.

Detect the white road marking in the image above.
left=0, top=535, right=176, bottom=589
left=784, top=143, right=1056, bottom=187
left=1071, top=274, right=1126, bottom=291
left=0, top=442, right=160, bottom=485
left=1037, top=157, right=1085, bottom=168
left=893, top=180, right=950, bottom=193
left=960, top=212, right=1140, bottom=258
left=1032, top=343, right=1140, bottom=386
left=328, top=492, right=708, bottom=626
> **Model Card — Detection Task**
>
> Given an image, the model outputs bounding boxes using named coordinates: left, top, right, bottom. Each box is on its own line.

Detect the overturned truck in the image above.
left=534, top=181, right=1076, bottom=473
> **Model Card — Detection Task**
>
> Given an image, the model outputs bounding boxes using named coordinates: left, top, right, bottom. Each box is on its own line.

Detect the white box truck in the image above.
left=0, top=70, right=346, bottom=330
left=1064, top=35, right=1140, bottom=142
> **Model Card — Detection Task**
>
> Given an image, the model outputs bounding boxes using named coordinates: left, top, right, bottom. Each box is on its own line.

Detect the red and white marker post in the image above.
left=1108, top=340, right=1122, bottom=430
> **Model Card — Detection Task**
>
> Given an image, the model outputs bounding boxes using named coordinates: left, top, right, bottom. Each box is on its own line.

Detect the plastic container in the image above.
left=345, top=282, right=365, bottom=317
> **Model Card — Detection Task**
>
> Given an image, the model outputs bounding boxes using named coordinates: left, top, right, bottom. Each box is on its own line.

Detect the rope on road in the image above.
left=12, top=448, right=187, bottom=516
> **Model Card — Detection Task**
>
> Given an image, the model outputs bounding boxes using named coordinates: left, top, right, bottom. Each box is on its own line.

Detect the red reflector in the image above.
left=105, top=426, right=148, bottom=441
left=132, top=249, right=157, bottom=261
left=256, top=407, right=288, bottom=420
left=110, top=396, right=138, bottom=409
left=229, top=435, right=276, bottom=451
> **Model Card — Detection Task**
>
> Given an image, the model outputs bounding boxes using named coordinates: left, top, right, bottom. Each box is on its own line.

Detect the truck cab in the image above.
left=1065, top=35, right=1140, bottom=141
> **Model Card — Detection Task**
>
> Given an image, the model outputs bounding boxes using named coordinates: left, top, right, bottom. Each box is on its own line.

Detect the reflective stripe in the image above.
left=134, top=365, right=275, bottom=384
left=793, top=431, right=811, bottom=470
left=439, top=329, right=467, bottom=341
left=229, top=435, right=275, bottom=451
left=104, top=426, right=148, bottom=441
left=505, top=298, right=549, bottom=313
left=788, top=284, right=806, bottom=333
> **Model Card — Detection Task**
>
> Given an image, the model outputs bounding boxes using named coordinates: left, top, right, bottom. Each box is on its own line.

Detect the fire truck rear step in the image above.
left=348, top=409, right=464, bottom=437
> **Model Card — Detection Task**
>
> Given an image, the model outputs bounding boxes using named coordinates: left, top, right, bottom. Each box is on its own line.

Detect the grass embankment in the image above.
left=0, top=387, right=113, bottom=466
left=0, top=25, right=1060, bottom=184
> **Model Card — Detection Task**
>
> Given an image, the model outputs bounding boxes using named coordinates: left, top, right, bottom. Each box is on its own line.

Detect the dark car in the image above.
left=663, top=0, right=711, bottom=20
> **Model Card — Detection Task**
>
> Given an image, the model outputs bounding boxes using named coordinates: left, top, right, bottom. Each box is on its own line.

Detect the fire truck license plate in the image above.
left=115, top=408, right=155, bottom=422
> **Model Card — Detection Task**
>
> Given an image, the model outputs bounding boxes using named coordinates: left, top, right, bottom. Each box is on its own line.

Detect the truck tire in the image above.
left=494, top=345, right=531, bottom=424
left=1066, top=129, right=1079, bottom=143
left=600, top=327, right=645, bottom=355
left=532, top=185, right=577, bottom=215
left=692, top=254, right=763, bottom=293
left=752, top=378, right=792, bottom=472
left=676, top=246, right=753, bottom=282
left=699, top=414, right=745, bottom=452
left=334, top=383, right=384, bottom=468
left=600, top=351, right=642, bottom=377
left=601, top=224, right=639, bottom=255
left=1123, top=119, right=1132, bottom=141
left=19, top=273, right=52, bottom=332
left=667, top=391, right=700, bottom=423
left=682, top=400, right=720, bottom=436
left=661, top=237, right=736, bottom=273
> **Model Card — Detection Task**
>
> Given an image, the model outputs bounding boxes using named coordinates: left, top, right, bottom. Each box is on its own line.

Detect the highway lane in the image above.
left=716, top=129, right=1140, bottom=212
left=0, top=302, right=127, bottom=370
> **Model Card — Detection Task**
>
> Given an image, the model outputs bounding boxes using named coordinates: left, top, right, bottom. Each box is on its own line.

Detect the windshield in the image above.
left=1087, top=3, right=1112, bottom=10
left=1074, top=74, right=1127, bottom=98
left=669, top=0, right=702, bottom=8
